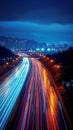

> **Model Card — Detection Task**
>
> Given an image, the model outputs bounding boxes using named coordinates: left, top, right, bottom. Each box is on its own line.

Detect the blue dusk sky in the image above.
left=0, top=0, right=73, bottom=44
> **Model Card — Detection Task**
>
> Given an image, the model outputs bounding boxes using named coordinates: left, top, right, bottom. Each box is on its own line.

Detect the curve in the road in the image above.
left=5, top=58, right=68, bottom=130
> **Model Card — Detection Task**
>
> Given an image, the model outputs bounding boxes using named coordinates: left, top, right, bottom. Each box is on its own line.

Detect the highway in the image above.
left=0, top=57, right=68, bottom=130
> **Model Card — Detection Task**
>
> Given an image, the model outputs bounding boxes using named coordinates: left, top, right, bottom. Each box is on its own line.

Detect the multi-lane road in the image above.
left=0, top=57, right=68, bottom=130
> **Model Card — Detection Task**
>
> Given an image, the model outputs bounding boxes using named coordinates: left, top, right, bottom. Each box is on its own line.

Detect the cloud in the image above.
left=0, top=21, right=73, bottom=32
left=0, top=0, right=73, bottom=24
left=0, top=21, right=73, bottom=42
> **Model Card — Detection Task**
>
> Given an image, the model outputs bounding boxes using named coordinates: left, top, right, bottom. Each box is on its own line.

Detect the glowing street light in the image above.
left=6, top=62, right=9, bottom=65
left=16, top=58, right=18, bottom=61
left=50, top=59, right=54, bottom=63
left=12, top=59, right=15, bottom=62
left=55, top=65, right=61, bottom=69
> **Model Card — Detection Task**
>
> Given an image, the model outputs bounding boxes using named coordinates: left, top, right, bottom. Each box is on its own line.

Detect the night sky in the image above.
left=0, top=0, right=73, bottom=43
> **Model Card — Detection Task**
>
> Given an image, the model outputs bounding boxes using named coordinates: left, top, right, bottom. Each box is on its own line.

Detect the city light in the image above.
left=36, top=48, right=40, bottom=51
left=47, top=48, right=50, bottom=51
left=41, top=48, right=45, bottom=51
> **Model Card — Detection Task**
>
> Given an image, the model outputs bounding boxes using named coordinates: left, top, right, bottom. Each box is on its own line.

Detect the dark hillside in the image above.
left=52, top=47, right=73, bottom=82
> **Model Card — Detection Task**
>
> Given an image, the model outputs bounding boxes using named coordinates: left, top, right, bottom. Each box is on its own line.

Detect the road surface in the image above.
left=0, top=57, right=68, bottom=130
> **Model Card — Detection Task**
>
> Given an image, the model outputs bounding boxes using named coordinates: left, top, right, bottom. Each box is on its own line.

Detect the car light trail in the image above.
left=0, top=58, right=29, bottom=130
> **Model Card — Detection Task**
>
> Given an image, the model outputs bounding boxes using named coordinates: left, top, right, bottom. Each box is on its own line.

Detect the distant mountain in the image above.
left=0, top=35, right=70, bottom=54
left=0, top=36, right=44, bottom=50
